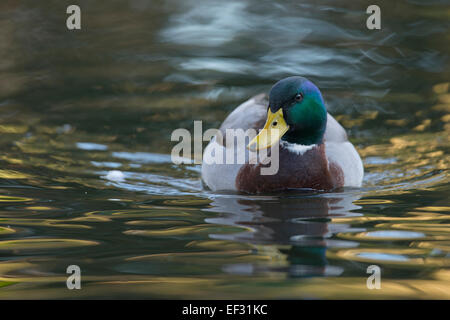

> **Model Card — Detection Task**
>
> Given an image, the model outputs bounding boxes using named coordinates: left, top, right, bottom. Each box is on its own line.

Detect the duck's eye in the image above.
left=295, top=93, right=303, bottom=102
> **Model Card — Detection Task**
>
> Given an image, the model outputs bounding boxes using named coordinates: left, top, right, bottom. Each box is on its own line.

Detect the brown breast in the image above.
left=235, top=143, right=343, bottom=193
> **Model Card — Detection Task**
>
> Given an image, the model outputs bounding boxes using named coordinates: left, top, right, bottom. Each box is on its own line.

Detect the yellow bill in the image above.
left=247, top=108, right=289, bottom=151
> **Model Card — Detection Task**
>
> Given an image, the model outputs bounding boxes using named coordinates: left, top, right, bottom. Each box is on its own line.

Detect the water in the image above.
left=0, top=0, right=449, bottom=299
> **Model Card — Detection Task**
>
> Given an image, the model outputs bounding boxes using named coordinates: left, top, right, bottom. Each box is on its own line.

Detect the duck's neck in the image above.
left=281, top=128, right=324, bottom=146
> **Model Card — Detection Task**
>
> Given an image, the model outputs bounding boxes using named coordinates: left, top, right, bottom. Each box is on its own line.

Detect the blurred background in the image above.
left=0, top=0, right=448, bottom=298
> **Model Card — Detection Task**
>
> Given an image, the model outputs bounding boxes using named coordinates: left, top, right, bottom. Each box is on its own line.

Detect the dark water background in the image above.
left=0, top=0, right=449, bottom=298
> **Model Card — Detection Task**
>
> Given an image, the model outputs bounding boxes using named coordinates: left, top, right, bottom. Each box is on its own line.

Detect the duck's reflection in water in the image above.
left=204, top=192, right=363, bottom=278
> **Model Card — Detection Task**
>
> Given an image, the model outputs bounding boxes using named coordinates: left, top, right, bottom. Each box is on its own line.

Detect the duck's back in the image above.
left=323, top=114, right=364, bottom=188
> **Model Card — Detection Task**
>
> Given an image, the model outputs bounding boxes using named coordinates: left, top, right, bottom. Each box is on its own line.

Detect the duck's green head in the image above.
left=248, top=76, right=327, bottom=150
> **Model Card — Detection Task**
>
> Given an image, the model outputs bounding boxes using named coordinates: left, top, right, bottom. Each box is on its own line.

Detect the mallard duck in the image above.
left=201, top=76, right=364, bottom=193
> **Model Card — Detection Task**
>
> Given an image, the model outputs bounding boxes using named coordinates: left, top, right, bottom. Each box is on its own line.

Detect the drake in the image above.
left=201, top=76, right=364, bottom=193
